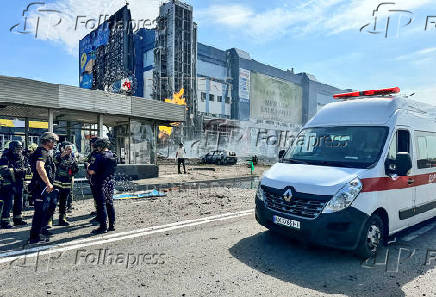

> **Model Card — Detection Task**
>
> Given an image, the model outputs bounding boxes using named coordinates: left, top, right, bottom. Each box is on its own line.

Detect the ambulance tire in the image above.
left=356, top=214, right=385, bottom=259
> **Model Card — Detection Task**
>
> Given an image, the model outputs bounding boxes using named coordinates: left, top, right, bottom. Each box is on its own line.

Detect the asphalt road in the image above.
left=0, top=185, right=435, bottom=297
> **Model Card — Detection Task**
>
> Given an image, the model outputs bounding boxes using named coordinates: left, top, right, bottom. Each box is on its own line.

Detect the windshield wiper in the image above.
left=315, top=160, right=357, bottom=168
left=282, top=158, right=309, bottom=165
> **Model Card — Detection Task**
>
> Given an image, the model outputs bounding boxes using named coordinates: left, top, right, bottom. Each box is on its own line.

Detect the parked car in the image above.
left=201, top=150, right=237, bottom=165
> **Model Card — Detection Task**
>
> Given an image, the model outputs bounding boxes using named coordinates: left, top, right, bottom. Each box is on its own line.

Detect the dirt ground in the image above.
left=0, top=180, right=257, bottom=254
left=135, top=163, right=270, bottom=186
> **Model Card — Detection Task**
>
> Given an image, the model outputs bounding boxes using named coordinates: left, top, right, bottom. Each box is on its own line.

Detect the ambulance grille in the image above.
left=264, top=190, right=327, bottom=219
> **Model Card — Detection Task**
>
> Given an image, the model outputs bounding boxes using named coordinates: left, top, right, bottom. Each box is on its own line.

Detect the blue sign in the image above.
left=79, top=22, right=110, bottom=89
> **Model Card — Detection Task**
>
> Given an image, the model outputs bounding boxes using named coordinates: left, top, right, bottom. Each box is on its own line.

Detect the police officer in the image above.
left=0, top=170, right=5, bottom=228
left=0, top=141, right=29, bottom=228
left=87, top=138, right=117, bottom=234
left=54, top=141, right=79, bottom=226
left=29, top=132, right=59, bottom=244
left=85, top=137, right=99, bottom=223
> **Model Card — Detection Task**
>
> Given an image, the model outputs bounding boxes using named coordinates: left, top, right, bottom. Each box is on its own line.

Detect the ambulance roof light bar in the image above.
left=333, top=87, right=400, bottom=99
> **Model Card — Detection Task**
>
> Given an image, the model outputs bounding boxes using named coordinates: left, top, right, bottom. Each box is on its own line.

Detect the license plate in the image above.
left=273, top=215, right=300, bottom=230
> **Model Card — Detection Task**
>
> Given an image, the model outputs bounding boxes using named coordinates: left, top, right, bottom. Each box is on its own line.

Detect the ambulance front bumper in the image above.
left=255, top=196, right=369, bottom=251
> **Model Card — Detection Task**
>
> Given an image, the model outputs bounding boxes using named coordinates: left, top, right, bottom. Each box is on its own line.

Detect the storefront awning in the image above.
left=0, top=75, right=185, bottom=124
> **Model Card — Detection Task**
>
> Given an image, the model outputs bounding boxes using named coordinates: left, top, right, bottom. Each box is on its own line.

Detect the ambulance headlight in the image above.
left=256, top=184, right=265, bottom=201
left=323, top=177, right=362, bottom=213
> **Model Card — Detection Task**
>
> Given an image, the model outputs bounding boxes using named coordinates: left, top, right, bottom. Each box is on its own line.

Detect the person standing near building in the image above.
left=87, top=138, right=117, bottom=234
left=29, top=132, right=59, bottom=244
left=0, top=141, right=29, bottom=228
left=85, top=137, right=99, bottom=223
left=176, top=143, right=186, bottom=174
left=24, top=143, right=38, bottom=207
left=53, top=142, right=79, bottom=226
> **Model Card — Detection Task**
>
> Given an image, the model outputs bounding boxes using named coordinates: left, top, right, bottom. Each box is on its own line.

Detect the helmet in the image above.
left=40, top=132, right=59, bottom=145
left=9, top=141, right=23, bottom=154
left=90, top=137, right=99, bottom=146
left=59, top=141, right=73, bottom=151
left=9, top=140, right=23, bottom=150
left=94, top=138, right=111, bottom=149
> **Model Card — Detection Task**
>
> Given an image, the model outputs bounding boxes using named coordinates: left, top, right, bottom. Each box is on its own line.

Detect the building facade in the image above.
left=78, top=1, right=346, bottom=159
left=79, top=2, right=344, bottom=129
left=197, top=43, right=232, bottom=119
left=197, top=46, right=342, bottom=125
left=134, top=29, right=156, bottom=99
left=153, top=0, right=197, bottom=131
left=79, top=5, right=136, bottom=95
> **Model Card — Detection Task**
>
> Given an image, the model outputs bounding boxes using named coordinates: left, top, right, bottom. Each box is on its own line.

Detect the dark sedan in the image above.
left=201, top=150, right=237, bottom=165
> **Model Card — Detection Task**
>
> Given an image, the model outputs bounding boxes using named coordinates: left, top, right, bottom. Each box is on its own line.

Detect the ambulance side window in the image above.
left=415, top=131, right=436, bottom=169
left=387, top=132, right=397, bottom=161
left=386, top=130, right=410, bottom=171
left=397, top=130, right=410, bottom=153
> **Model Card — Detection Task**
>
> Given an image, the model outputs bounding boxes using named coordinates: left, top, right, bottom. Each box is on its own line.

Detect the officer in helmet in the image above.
left=85, top=137, right=100, bottom=223
left=29, top=132, right=59, bottom=244
left=88, top=138, right=117, bottom=234
left=0, top=140, right=29, bottom=228
left=53, top=141, right=79, bottom=226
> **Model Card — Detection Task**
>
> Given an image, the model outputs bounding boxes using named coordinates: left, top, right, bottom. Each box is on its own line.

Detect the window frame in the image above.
left=415, top=130, right=436, bottom=170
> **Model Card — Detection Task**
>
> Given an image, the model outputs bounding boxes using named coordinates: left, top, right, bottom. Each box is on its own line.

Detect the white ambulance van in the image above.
left=255, top=87, right=436, bottom=258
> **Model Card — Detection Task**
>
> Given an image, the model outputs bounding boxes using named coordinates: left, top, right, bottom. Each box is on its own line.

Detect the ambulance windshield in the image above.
left=283, top=126, right=389, bottom=169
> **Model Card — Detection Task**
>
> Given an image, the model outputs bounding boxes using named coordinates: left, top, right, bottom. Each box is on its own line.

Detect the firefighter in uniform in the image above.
left=0, top=141, right=29, bottom=228
left=88, top=138, right=117, bottom=234
left=24, top=143, right=38, bottom=207
left=29, top=132, right=59, bottom=244
left=53, top=142, right=79, bottom=226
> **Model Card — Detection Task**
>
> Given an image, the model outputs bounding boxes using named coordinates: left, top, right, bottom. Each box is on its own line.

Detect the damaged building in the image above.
left=78, top=0, right=345, bottom=159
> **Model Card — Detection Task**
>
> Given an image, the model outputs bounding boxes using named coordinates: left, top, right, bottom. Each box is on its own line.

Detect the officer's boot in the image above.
left=108, top=223, right=115, bottom=232
left=91, top=226, right=108, bottom=234
left=46, top=215, right=53, bottom=229
left=58, top=213, right=70, bottom=226
left=1, top=218, right=13, bottom=229
left=13, top=216, right=28, bottom=226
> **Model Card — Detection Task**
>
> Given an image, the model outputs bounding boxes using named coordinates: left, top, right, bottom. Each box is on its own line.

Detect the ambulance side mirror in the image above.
left=395, top=152, right=412, bottom=176
left=278, top=150, right=286, bottom=159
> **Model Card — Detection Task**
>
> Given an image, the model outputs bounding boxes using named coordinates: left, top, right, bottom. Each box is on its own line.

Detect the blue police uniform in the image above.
left=86, top=151, right=99, bottom=193
left=88, top=150, right=117, bottom=231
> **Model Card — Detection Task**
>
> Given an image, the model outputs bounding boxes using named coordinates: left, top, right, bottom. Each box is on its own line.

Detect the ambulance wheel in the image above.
left=356, top=214, right=384, bottom=259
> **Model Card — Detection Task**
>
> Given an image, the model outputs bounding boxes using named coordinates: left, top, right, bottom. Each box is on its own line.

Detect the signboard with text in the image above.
left=239, top=68, right=251, bottom=104
left=250, top=72, right=303, bottom=124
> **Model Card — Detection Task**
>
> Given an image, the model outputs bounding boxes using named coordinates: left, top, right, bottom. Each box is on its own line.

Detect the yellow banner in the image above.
left=29, top=121, right=48, bottom=129
left=0, top=119, right=48, bottom=129
left=0, top=119, right=14, bottom=127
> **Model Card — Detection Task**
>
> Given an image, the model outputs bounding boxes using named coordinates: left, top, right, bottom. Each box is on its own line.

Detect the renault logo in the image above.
left=283, top=189, right=293, bottom=202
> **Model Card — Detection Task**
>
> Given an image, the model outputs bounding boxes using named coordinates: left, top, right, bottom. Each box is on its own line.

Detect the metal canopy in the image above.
left=0, top=75, right=185, bottom=125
